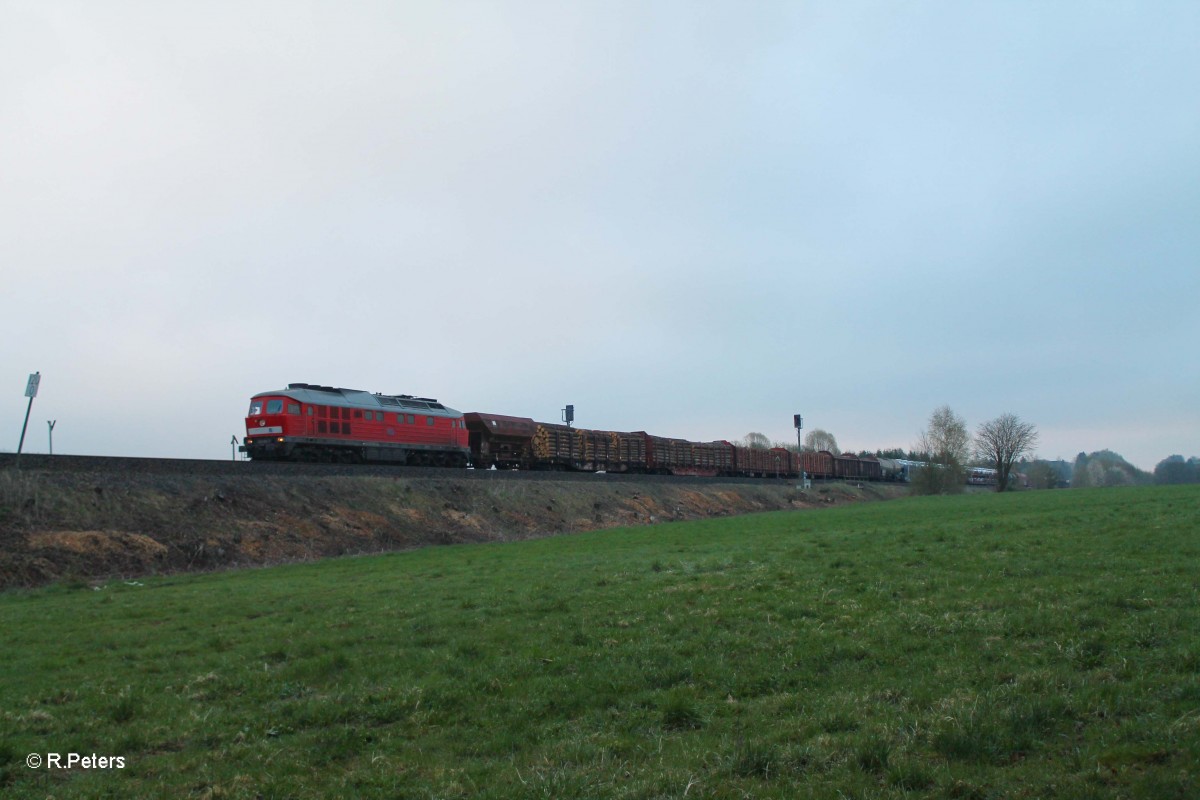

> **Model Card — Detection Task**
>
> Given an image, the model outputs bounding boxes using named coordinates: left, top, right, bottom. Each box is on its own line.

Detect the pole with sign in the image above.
left=17, top=372, right=40, bottom=455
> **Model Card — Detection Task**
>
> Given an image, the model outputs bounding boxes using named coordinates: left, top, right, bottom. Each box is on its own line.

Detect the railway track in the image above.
left=0, top=453, right=803, bottom=487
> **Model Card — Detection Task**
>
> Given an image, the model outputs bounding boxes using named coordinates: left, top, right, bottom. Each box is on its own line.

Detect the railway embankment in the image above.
left=0, top=462, right=904, bottom=588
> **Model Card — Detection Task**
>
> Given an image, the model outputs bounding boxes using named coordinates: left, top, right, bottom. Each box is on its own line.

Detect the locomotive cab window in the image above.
left=248, top=401, right=264, bottom=416
left=266, top=400, right=283, bottom=414
left=288, top=404, right=300, bottom=415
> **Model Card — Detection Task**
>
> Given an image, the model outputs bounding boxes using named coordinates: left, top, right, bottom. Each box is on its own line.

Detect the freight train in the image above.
left=241, top=383, right=896, bottom=481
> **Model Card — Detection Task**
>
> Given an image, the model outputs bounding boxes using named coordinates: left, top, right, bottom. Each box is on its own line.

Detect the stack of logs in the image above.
left=532, top=423, right=577, bottom=461
left=532, top=425, right=647, bottom=471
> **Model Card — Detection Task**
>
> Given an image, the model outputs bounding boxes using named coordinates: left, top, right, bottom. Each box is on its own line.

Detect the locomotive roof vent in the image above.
left=283, top=384, right=448, bottom=411
left=287, top=383, right=341, bottom=394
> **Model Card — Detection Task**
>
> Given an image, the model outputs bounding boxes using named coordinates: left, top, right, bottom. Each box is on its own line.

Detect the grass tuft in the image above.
left=660, top=690, right=703, bottom=730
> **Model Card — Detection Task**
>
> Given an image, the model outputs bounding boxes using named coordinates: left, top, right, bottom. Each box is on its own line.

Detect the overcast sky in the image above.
left=2, top=1, right=1197, bottom=470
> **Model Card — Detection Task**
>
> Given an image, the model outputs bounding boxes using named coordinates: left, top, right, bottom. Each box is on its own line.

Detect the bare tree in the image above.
left=912, top=405, right=970, bottom=494
left=803, top=429, right=839, bottom=454
left=1027, top=460, right=1062, bottom=489
left=975, top=413, right=1038, bottom=492
left=742, top=432, right=770, bottom=450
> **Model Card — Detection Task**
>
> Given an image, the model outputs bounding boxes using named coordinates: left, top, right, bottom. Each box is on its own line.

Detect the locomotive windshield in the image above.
left=248, top=399, right=284, bottom=416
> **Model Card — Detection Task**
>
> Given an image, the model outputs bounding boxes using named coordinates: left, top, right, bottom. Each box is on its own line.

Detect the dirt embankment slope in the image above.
left=0, top=467, right=902, bottom=588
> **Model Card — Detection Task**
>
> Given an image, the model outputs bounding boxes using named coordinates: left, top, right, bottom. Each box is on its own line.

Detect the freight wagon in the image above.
left=733, top=445, right=793, bottom=477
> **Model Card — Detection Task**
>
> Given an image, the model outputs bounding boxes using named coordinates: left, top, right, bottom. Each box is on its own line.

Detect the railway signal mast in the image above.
left=794, top=413, right=811, bottom=487
left=17, top=372, right=40, bottom=455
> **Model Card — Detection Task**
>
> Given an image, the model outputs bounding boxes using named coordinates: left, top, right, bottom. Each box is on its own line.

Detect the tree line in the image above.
left=907, top=405, right=1038, bottom=494
left=740, top=406, right=1039, bottom=494
left=1069, top=451, right=1200, bottom=487
left=1152, top=455, right=1200, bottom=484
left=742, top=410, right=1194, bottom=492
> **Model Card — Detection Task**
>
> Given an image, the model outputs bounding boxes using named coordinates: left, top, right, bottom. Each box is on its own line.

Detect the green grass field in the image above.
left=2, top=485, right=1198, bottom=798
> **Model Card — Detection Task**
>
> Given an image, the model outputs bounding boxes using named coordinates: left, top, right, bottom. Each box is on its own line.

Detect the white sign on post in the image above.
left=25, top=372, right=40, bottom=398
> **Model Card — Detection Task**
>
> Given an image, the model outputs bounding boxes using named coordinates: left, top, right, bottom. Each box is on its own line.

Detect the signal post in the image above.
left=17, top=372, right=40, bottom=455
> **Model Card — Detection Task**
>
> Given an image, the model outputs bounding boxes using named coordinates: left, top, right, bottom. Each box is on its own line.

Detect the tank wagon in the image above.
left=875, top=457, right=907, bottom=481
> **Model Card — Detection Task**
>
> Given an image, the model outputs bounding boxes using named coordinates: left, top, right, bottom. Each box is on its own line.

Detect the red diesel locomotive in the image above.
left=242, top=383, right=469, bottom=465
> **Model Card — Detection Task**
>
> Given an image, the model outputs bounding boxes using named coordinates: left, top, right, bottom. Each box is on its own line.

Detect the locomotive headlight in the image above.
left=277, top=437, right=285, bottom=443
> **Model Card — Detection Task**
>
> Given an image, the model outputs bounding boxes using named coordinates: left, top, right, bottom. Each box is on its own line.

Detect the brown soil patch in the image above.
left=0, top=467, right=904, bottom=588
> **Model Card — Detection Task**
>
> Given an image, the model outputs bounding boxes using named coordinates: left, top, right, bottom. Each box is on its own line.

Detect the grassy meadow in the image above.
left=2, top=485, right=1199, bottom=798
